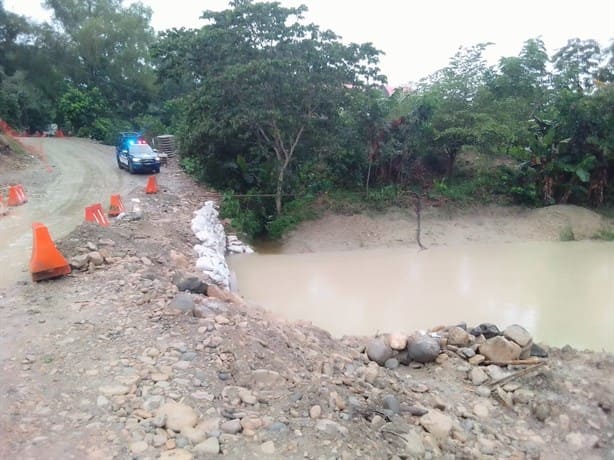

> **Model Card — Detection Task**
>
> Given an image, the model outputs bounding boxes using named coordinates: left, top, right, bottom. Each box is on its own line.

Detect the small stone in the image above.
left=70, top=254, right=89, bottom=269
left=484, top=364, right=508, bottom=381
left=407, top=405, right=428, bottom=416
left=388, top=333, right=408, bottom=350
left=530, top=343, right=548, bottom=358
left=513, top=389, right=535, bottom=405
left=181, top=426, right=207, bottom=444
left=473, top=404, right=489, bottom=418
left=384, top=358, right=399, bottom=369
left=193, top=437, right=219, bottom=455
left=151, top=373, right=170, bottom=382
left=479, top=336, right=521, bottom=362
left=251, top=369, right=283, bottom=388
left=240, top=416, right=263, bottom=431
left=315, top=419, right=348, bottom=436
left=565, top=432, right=599, bottom=451
left=476, top=386, right=492, bottom=398
left=309, top=405, right=322, bottom=419
left=260, top=440, right=275, bottom=454
left=503, top=324, right=532, bottom=347
left=407, top=336, right=440, bottom=363
left=419, top=410, right=454, bottom=440
left=156, top=402, right=198, bottom=432
left=410, top=383, right=429, bottom=393
left=469, top=367, right=489, bottom=386
left=130, top=441, right=148, bottom=454
left=458, top=347, right=475, bottom=359
left=363, top=363, right=379, bottom=383
left=98, top=385, right=129, bottom=396
left=168, top=293, right=194, bottom=313
left=470, top=323, right=500, bottom=338
left=158, top=448, right=193, bottom=460
left=468, top=354, right=486, bottom=365
left=220, top=419, right=242, bottom=434
left=239, top=388, right=257, bottom=405
left=214, top=314, right=230, bottom=324
left=366, top=337, right=394, bottom=366
left=404, top=429, right=425, bottom=457
left=88, top=251, right=104, bottom=266
left=531, top=400, right=551, bottom=422
left=96, top=395, right=110, bottom=407
left=382, top=395, right=400, bottom=414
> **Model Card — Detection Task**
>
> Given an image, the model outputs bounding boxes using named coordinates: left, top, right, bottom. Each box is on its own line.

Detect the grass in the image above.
left=559, top=225, right=575, bottom=241
left=0, top=134, right=29, bottom=156
left=592, top=228, right=614, bottom=241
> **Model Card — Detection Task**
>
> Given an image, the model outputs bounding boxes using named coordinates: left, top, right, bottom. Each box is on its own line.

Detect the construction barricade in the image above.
left=85, top=203, right=110, bottom=227
left=30, top=222, right=71, bottom=281
left=7, top=184, right=27, bottom=206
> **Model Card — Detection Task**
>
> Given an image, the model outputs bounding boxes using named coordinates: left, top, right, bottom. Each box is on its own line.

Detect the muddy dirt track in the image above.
left=0, top=141, right=613, bottom=460
left=0, top=138, right=150, bottom=288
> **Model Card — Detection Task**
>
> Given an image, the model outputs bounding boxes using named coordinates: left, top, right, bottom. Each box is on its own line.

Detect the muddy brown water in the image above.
left=229, top=241, right=614, bottom=352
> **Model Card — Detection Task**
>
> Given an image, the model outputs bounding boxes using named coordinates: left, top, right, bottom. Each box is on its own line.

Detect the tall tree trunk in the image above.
left=446, top=150, right=457, bottom=180
left=275, top=162, right=287, bottom=215
left=365, top=158, right=373, bottom=198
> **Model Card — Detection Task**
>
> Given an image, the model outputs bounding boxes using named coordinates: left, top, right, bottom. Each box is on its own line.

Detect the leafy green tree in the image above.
left=58, top=85, right=109, bottom=133
left=43, top=0, right=157, bottom=119
left=160, top=0, right=384, bottom=213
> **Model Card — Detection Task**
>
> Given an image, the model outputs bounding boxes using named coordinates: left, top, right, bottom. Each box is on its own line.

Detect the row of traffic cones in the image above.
left=29, top=175, right=159, bottom=282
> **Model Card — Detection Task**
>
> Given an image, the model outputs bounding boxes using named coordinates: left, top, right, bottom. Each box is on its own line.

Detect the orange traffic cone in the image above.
left=108, top=194, right=125, bottom=217
left=30, top=222, right=71, bottom=281
left=7, top=184, right=27, bottom=206
left=145, top=175, right=158, bottom=194
left=85, top=203, right=110, bottom=227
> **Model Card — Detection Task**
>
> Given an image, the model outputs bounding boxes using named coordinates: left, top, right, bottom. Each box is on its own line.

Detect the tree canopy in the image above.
left=1, top=0, right=613, bottom=238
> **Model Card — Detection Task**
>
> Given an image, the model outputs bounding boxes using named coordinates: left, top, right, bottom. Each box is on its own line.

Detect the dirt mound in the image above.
left=279, top=204, right=613, bottom=253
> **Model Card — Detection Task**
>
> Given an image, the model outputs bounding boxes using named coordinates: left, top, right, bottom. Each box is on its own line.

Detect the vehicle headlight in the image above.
left=155, top=156, right=160, bottom=161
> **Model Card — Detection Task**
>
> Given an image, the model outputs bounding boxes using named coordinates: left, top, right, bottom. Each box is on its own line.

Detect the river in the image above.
left=229, top=241, right=614, bottom=352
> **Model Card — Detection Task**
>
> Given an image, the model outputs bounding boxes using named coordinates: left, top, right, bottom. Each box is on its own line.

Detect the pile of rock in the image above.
left=365, top=322, right=546, bottom=369
left=68, top=238, right=119, bottom=272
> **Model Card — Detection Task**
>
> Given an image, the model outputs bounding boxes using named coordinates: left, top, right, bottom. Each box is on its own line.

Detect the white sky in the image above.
left=5, top=0, right=614, bottom=85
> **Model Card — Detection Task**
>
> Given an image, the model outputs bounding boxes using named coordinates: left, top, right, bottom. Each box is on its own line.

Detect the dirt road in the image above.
left=0, top=149, right=612, bottom=459
left=0, top=137, right=149, bottom=288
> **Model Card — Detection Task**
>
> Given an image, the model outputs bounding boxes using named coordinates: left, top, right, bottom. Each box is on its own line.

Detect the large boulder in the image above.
left=479, top=336, right=521, bottom=362
left=173, top=272, right=208, bottom=294
left=366, top=337, right=394, bottom=366
left=447, top=326, right=473, bottom=347
left=407, top=335, right=440, bottom=363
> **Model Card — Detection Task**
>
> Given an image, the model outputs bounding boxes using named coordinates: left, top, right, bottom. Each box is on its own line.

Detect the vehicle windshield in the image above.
left=129, top=144, right=154, bottom=156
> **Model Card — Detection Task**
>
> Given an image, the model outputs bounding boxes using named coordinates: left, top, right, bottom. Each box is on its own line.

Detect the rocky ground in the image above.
left=1, top=156, right=613, bottom=460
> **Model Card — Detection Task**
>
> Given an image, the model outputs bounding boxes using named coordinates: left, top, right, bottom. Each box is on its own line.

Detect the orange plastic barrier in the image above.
left=29, top=222, right=71, bottom=281
left=7, top=184, right=27, bottom=206
left=145, top=175, right=158, bottom=194
left=108, top=194, right=125, bottom=217
left=85, top=203, right=110, bottom=227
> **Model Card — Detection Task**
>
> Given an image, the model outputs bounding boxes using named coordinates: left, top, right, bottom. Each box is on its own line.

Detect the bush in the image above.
left=559, top=225, right=575, bottom=241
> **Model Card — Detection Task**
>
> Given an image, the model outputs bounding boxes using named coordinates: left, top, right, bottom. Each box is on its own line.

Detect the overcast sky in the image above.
left=5, top=0, right=613, bottom=85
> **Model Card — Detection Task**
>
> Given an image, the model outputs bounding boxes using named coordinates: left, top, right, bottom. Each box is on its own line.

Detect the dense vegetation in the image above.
left=1, top=0, right=613, bottom=238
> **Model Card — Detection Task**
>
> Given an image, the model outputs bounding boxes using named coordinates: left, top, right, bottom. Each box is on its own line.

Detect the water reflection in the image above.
left=229, top=241, right=614, bottom=351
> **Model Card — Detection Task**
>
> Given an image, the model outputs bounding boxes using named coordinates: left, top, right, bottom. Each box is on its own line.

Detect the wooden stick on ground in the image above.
left=488, top=360, right=547, bottom=389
